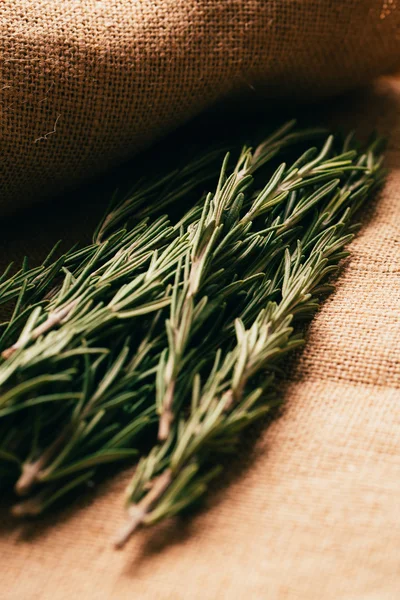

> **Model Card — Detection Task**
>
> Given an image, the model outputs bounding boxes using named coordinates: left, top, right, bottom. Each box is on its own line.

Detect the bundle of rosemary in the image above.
left=0, top=121, right=384, bottom=548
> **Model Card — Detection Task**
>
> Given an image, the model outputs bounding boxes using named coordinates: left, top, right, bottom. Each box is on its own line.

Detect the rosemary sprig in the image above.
left=114, top=133, right=383, bottom=547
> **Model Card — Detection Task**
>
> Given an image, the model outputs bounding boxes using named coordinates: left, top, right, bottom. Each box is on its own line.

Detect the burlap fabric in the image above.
left=0, top=76, right=399, bottom=599
left=1, top=1, right=400, bottom=214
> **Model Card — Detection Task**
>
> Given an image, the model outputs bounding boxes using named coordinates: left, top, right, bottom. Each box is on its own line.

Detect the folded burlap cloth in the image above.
left=1, top=2, right=400, bottom=598
left=1, top=0, right=400, bottom=212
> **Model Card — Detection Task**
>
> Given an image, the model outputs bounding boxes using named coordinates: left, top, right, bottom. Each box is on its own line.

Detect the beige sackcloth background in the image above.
left=0, top=0, right=400, bottom=597
left=0, top=75, right=399, bottom=599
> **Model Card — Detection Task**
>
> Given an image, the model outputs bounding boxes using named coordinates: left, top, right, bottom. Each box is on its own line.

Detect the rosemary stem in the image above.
left=114, top=468, right=172, bottom=548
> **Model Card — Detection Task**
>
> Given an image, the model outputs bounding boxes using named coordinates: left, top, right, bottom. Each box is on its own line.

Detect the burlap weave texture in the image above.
left=1, top=1, right=400, bottom=213
left=0, top=76, right=399, bottom=600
